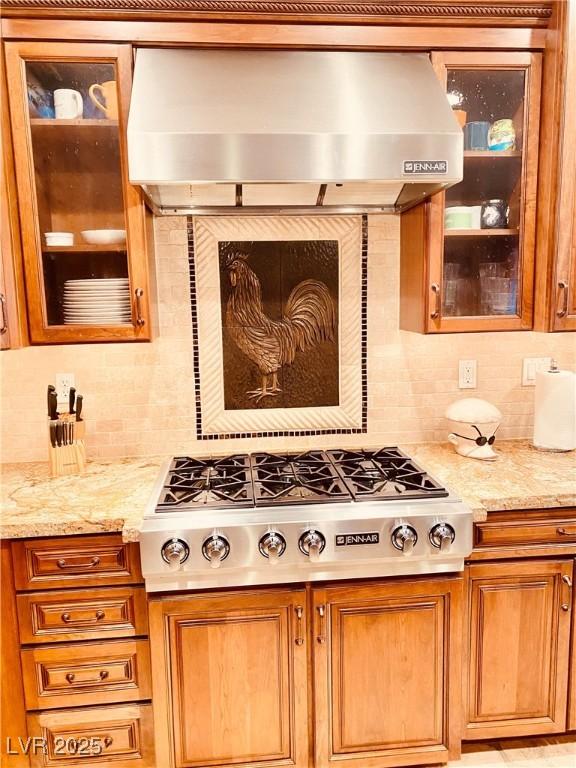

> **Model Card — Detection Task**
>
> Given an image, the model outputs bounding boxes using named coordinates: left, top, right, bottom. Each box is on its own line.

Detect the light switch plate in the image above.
left=459, top=360, right=477, bottom=389
left=522, top=357, right=551, bottom=386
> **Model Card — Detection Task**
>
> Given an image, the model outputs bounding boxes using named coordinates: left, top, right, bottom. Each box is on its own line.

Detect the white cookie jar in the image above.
left=445, top=398, right=502, bottom=461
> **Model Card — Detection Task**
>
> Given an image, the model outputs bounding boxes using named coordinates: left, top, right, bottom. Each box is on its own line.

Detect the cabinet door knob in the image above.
left=557, top=280, right=569, bottom=318
left=430, top=283, right=441, bottom=319
left=134, top=288, right=146, bottom=326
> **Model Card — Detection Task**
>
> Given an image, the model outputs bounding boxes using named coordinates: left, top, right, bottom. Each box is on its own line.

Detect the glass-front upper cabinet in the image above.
left=5, top=42, right=150, bottom=343
left=425, top=52, right=542, bottom=332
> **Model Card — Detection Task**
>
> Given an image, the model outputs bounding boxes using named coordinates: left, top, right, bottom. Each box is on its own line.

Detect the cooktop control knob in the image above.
left=298, top=530, right=326, bottom=562
left=161, top=538, right=190, bottom=570
left=429, top=523, right=456, bottom=552
left=391, top=524, right=418, bottom=554
left=202, top=534, right=230, bottom=569
left=259, top=531, right=287, bottom=565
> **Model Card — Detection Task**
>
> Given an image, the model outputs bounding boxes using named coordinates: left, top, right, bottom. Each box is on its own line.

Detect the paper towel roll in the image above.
left=533, top=367, right=576, bottom=451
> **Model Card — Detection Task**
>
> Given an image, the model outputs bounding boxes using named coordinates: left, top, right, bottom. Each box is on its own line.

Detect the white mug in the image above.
left=54, top=89, right=83, bottom=119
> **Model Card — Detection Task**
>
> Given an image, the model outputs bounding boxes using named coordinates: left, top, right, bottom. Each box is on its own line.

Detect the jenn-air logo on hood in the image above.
left=403, top=160, right=448, bottom=174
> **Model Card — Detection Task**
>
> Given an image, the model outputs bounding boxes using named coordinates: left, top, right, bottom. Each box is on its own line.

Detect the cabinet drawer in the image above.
left=17, top=587, right=148, bottom=644
left=21, top=639, right=151, bottom=710
left=12, top=535, right=143, bottom=591
left=475, top=516, right=576, bottom=549
left=27, top=703, right=155, bottom=767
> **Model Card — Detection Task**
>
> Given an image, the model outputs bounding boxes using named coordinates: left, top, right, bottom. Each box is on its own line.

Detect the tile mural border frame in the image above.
left=187, top=214, right=368, bottom=440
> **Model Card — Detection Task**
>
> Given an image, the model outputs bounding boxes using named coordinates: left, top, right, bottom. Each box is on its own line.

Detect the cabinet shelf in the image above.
left=464, top=150, right=522, bottom=158
left=444, top=228, right=519, bottom=237
left=30, top=118, right=118, bottom=127
left=42, top=244, right=127, bottom=253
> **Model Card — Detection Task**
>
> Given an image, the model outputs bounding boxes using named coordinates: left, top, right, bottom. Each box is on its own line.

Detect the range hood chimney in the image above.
left=128, top=49, right=463, bottom=215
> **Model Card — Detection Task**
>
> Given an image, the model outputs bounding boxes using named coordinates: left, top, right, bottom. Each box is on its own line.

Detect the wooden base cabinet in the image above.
left=464, top=559, right=573, bottom=739
left=312, top=578, right=462, bottom=768
left=148, top=588, right=309, bottom=768
left=149, top=578, right=462, bottom=768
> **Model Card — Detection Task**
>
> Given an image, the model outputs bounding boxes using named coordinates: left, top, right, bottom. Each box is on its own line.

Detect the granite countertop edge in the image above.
left=1, top=441, right=574, bottom=542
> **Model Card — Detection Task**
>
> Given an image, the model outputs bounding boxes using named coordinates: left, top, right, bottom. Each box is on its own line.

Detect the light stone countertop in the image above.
left=1, top=441, right=575, bottom=541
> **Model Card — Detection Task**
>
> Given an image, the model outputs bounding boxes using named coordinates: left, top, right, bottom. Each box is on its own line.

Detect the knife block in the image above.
left=48, top=419, right=86, bottom=478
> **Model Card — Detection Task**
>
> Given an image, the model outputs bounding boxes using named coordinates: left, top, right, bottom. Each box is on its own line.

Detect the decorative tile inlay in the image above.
left=187, top=215, right=368, bottom=439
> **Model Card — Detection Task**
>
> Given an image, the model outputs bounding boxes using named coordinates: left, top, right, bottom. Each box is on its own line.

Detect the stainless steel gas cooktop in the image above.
left=139, top=448, right=473, bottom=592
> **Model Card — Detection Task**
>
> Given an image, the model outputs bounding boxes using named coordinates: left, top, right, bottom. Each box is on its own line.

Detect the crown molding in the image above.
left=1, top=1, right=554, bottom=26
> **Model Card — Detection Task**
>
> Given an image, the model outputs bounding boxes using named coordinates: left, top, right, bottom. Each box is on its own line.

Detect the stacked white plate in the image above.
left=63, top=278, right=131, bottom=325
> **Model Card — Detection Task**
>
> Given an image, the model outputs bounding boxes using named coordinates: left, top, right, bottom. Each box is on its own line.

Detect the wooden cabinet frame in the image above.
left=549, top=0, right=576, bottom=330
left=1, top=45, right=28, bottom=349
left=401, top=51, right=542, bottom=333
left=5, top=41, right=151, bottom=343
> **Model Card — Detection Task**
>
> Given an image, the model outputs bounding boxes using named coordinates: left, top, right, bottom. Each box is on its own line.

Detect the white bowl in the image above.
left=80, top=229, right=127, bottom=245
left=45, top=232, right=74, bottom=246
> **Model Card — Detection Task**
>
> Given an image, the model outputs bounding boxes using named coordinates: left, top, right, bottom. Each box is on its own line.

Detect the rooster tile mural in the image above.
left=219, top=240, right=339, bottom=409
left=190, top=216, right=366, bottom=439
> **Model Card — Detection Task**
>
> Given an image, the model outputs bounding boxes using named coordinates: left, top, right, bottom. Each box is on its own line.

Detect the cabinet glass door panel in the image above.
left=443, top=69, right=525, bottom=318
left=6, top=42, right=150, bottom=343
left=26, top=60, right=130, bottom=327
left=425, top=52, right=541, bottom=333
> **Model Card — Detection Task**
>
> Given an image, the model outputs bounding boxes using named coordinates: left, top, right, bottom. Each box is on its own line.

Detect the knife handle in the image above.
left=69, top=387, right=76, bottom=415
left=47, top=385, right=56, bottom=418
left=75, top=394, right=83, bottom=421
left=49, top=391, right=58, bottom=421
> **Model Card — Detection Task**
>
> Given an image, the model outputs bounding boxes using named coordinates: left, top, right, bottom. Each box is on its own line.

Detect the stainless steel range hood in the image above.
left=128, top=49, right=463, bottom=215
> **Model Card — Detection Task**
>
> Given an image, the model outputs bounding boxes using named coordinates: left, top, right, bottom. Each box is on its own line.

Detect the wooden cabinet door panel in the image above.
left=566, top=559, right=576, bottom=730
left=149, top=589, right=308, bottom=768
left=465, top=560, right=572, bottom=738
left=313, top=578, right=462, bottom=768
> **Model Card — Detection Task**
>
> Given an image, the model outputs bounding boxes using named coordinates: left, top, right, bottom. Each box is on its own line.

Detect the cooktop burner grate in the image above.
left=157, top=455, right=254, bottom=510
left=250, top=450, right=352, bottom=506
left=327, top=447, right=449, bottom=501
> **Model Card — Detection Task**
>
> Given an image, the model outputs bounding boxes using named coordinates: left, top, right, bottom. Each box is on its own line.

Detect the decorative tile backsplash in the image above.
left=1, top=214, right=575, bottom=463
left=189, top=215, right=368, bottom=439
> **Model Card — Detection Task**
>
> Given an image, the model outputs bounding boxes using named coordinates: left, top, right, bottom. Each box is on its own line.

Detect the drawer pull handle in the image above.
left=57, top=556, right=101, bottom=570
left=562, top=574, right=572, bottom=612
left=61, top=609, right=105, bottom=624
left=556, top=527, right=576, bottom=536
left=104, top=736, right=113, bottom=748
left=65, top=670, right=109, bottom=684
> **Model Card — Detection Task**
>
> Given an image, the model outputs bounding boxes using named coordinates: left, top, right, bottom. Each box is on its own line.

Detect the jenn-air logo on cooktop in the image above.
left=335, top=532, right=380, bottom=546
left=403, top=160, right=448, bottom=174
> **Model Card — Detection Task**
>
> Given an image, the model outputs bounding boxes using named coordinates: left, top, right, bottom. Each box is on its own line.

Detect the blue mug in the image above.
left=464, top=121, right=490, bottom=151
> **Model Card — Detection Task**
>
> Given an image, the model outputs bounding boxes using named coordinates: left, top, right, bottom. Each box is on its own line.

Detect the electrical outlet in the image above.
left=55, top=373, right=75, bottom=408
left=458, top=360, right=477, bottom=389
left=522, top=357, right=552, bottom=386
